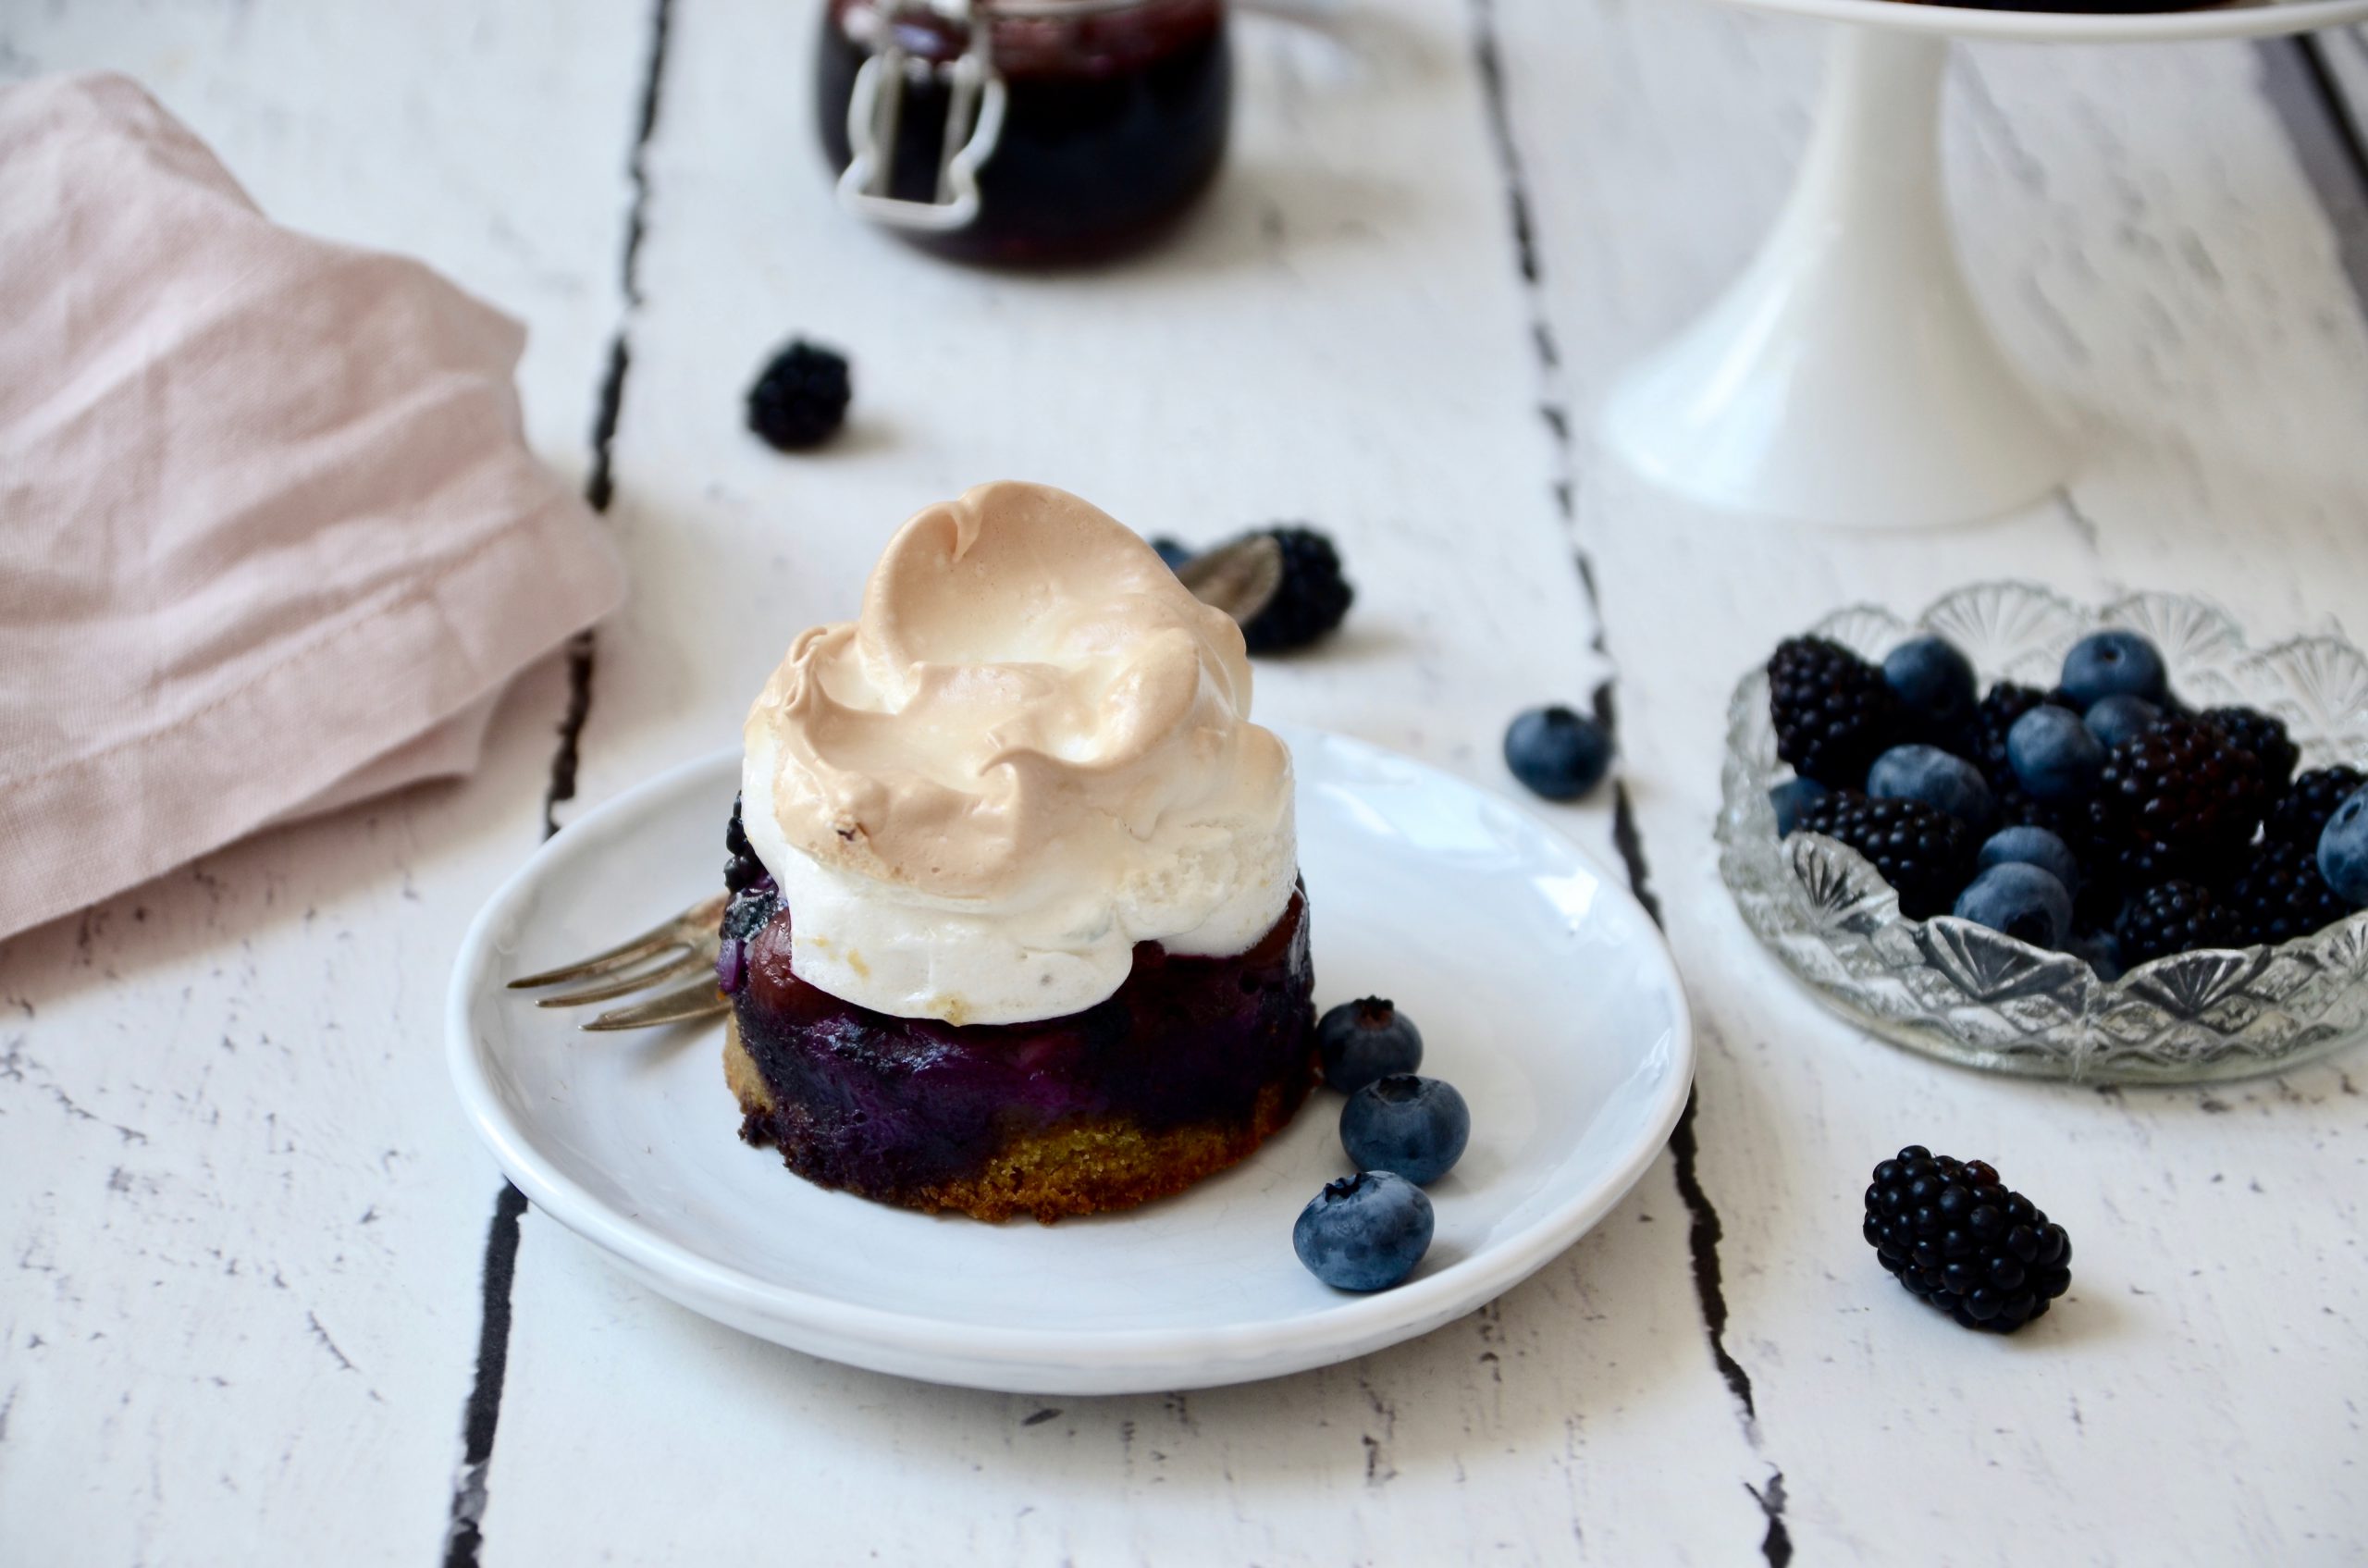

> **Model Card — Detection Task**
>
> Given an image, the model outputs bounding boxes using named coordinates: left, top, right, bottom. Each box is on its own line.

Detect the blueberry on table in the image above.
left=2060, top=629, right=2169, bottom=709
left=2006, top=706, right=2104, bottom=803
left=1316, top=998, right=1424, bottom=1094
left=1863, top=1147, right=2071, bottom=1334
left=1977, top=824, right=2081, bottom=898
left=1952, top=863, right=2072, bottom=950
left=1769, top=776, right=1830, bottom=835
left=746, top=340, right=852, bottom=451
left=2317, top=787, right=2368, bottom=906
left=1868, top=743, right=1995, bottom=833
left=2082, top=694, right=2161, bottom=751
left=1340, top=1075, right=1471, bottom=1187
left=1882, top=635, right=1978, bottom=735
left=1293, top=1172, right=1434, bottom=1292
left=1504, top=705, right=1613, bottom=801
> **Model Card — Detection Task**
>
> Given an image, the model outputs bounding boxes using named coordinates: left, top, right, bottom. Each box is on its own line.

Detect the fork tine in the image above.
left=581, top=982, right=732, bottom=1032
left=533, top=948, right=712, bottom=1008
left=507, top=892, right=730, bottom=990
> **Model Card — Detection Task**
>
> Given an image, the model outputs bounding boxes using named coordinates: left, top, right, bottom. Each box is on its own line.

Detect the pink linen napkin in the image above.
left=0, top=73, right=627, bottom=942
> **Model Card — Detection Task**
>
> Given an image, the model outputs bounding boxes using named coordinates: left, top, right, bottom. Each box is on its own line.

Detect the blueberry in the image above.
left=1770, top=777, right=1831, bottom=836
left=1149, top=537, right=1194, bottom=574
left=1317, top=998, right=1424, bottom=1094
left=2083, top=694, right=2162, bottom=751
left=2006, top=706, right=2105, bottom=803
left=2317, top=787, right=2368, bottom=906
left=1978, top=825, right=2081, bottom=898
left=1504, top=706, right=1614, bottom=802
left=1952, top=863, right=2073, bottom=950
left=1882, top=636, right=1978, bottom=730
left=1340, top=1075, right=1471, bottom=1187
left=1868, top=744, right=1995, bottom=833
left=2061, top=630, right=2169, bottom=709
left=1292, top=1172, right=1434, bottom=1291
left=2067, top=929, right=2125, bottom=982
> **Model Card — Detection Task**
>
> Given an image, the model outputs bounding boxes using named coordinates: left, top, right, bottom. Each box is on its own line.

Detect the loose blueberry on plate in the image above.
left=2318, top=787, right=2368, bottom=907
left=1316, top=998, right=1424, bottom=1094
left=1504, top=706, right=1614, bottom=801
left=1977, top=824, right=2081, bottom=898
left=2060, top=629, right=2168, bottom=709
left=1868, top=743, right=1995, bottom=833
left=2007, top=705, right=2104, bottom=804
left=1882, top=635, right=1978, bottom=738
left=2082, top=694, right=2161, bottom=751
left=1862, top=1147, right=2071, bottom=1334
left=1953, top=863, right=2073, bottom=950
left=1294, top=1172, right=1434, bottom=1291
left=1340, top=1075, right=1471, bottom=1187
left=1770, top=776, right=1830, bottom=835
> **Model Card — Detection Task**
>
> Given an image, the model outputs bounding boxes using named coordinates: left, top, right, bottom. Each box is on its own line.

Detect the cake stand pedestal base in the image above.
left=1601, top=25, right=2071, bottom=529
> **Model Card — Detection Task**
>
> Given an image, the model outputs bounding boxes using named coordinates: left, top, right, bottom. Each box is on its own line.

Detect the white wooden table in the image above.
left=8, top=3, right=2368, bottom=1562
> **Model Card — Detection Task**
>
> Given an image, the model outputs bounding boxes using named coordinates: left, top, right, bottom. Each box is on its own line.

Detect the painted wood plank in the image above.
left=1493, top=0, right=2368, bottom=1559
left=0, top=4, right=646, bottom=1562
left=474, top=0, right=1773, bottom=1562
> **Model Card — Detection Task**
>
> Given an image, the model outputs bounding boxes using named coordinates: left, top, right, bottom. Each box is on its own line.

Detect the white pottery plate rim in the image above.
left=447, top=726, right=1694, bottom=1393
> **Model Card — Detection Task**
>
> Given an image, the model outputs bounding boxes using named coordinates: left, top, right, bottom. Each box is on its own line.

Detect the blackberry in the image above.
left=1239, top=525, right=1353, bottom=654
left=2266, top=766, right=2367, bottom=847
left=2116, top=880, right=2228, bottom=966
left=1768, top=637, right=1902, bottom=789
left=2223, top=840, right=2356, bottom=948
left=2201, top=706, right=2298, bottom=791
left=746, top=340, right=851, bottom=451
left=1792, top=791, right=1976, bottom=920
left=1862, top=1146, right=2072, bottom=1334
left=724, top=793, right=768, bottom=893
left=2090, top=717, right=2268, bottom=886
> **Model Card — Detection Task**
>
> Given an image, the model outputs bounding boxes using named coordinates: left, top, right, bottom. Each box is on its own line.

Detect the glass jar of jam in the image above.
left=816, top=0, right=1231, bottom=265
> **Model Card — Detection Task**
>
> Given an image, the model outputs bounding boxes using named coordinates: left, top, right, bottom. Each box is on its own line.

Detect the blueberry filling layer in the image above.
left=730, top=887, right=1315, bottom=1201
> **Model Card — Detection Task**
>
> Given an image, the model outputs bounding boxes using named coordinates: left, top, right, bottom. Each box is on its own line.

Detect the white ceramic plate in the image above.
left=447, top=727, right=1693, bottom=1394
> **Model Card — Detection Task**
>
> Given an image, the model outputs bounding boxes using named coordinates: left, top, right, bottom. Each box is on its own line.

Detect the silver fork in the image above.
left=507, top=891, right=733, bottom=1031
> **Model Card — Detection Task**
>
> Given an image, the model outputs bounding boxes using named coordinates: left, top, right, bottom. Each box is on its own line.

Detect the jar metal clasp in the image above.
left=837, top=0, right=1008, bottom=232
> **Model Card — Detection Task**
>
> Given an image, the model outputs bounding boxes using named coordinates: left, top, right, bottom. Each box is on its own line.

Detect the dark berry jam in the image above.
left=816, top=0, right=1231, bottom=265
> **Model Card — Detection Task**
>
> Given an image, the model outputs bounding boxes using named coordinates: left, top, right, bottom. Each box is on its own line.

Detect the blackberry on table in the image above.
left=1862, top=1146, right=2072, bottom=1334
left=1791, top=790, right=1976, bottom=920
left=746, top=340, right=852, bottom=451
left=2117, top=880, right=2228, bottom=966
left=1238, top=525, right=1354, bottom=655
left=2201, top=707, right=2299, bottom=791
left=2267, top=766, right=2367, bottom=847
left=2224, top=840, right=2357, bottom=948
left=1768, top=637, right=1903, bottom=789
left=2090, top=717, right=2268, bottom=886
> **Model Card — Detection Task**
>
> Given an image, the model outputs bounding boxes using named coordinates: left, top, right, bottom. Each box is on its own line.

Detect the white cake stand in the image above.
left=1600, top=0, right=2368, bottom=529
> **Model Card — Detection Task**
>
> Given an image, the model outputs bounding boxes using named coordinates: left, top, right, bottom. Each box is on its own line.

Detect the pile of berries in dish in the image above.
left=1291, top=998, right=1471, bottom=1293
left=1767, top=625, right=2368, bottom=974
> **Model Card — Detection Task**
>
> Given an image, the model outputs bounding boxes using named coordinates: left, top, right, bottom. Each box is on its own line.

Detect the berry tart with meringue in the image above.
left=716, top=482, right=1316, bottom=1223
